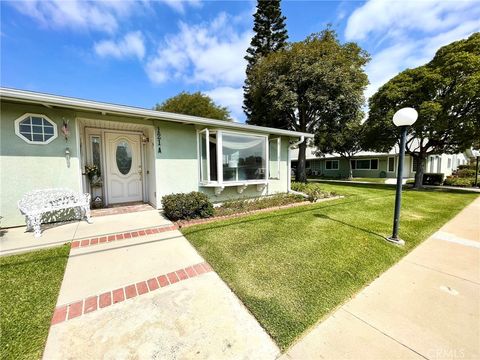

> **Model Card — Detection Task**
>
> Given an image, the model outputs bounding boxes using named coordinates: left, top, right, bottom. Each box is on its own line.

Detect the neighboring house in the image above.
left=0, top=88, right=313, bottom=227
left=290, top=147, right=469, bottom=179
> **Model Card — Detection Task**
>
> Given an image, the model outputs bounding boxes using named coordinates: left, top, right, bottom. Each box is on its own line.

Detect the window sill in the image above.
left=200, top=180, right=268, bottom=195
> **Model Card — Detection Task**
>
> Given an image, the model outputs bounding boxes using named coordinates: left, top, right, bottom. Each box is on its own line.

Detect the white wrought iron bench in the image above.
left=18, top=188, right=92, bottom=237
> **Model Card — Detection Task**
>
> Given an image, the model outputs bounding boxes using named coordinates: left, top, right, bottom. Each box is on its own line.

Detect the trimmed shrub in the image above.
left=379, top=171, right=387, bottom=178
left=457, top=164, right=476, bottom=171
left=162, top=191, right=214, bottom=221
left=456, top=168, right=477, bottom=178
left=422, top=173, right=444, bottom=186
left=443, top=176, right=475, bottom=187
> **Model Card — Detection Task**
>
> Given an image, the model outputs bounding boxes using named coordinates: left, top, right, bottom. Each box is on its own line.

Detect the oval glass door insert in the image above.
left=116, top=140, right=132, bottom=175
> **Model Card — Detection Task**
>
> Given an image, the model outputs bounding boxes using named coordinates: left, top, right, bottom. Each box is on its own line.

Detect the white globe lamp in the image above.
left=392, top=107, right=418, bottom=127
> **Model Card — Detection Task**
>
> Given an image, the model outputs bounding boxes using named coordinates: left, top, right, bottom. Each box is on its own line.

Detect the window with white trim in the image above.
left=269, top=138, right=280, bottom=179
left=325, top=160, right=339, bottom=170
left=199, top=129, right=267, bottom=184
left=351, top=159, right=379, bottom=170
left=15, top=114, right=57, bottom=144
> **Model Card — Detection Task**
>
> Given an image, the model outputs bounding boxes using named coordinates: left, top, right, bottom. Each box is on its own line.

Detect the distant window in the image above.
left=447, top=158, right=452, bottom=168
left=412, top=157, right=420, bottom=172
left=15, top=114, right=57, bottom=144
left=351, top=159, right=379, bottom=170
left=325, top=160, right=339, bottom=170
left=388, top=157, right=395, bottom=172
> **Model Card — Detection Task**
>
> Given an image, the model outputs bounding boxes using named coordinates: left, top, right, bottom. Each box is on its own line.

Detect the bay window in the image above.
left=199, top=129, right=268, bottom=186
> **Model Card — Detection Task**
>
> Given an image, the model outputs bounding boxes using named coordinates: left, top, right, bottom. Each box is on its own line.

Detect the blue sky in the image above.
left=2, top=0, right=479, bottom=122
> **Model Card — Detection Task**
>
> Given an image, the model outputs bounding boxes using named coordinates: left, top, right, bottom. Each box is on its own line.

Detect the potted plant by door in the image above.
left=85, top=165, right=103, bottom=208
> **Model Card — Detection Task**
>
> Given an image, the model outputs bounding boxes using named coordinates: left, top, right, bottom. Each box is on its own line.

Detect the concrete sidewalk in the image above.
left=283, top=196, right=480, bottom=360
left=43, top=223, right=279, bottom=359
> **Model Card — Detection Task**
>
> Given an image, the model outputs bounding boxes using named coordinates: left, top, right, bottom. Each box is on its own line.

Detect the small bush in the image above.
left=291, top=182, right=336, bottom=202
left=422, top=173, right=444, bottom=185
left=456, top=168, right=477, bottom=178
left=162, top=191, right=214, bottom=221
left=443, top=176, right=475, bottom=187
left=457, top=164, right=476, bottom=171
left=215, top=194, right=304, bottom=217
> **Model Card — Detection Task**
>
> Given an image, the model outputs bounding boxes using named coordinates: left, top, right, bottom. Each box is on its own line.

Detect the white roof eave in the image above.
left=0, top=87, right=314, bottom=139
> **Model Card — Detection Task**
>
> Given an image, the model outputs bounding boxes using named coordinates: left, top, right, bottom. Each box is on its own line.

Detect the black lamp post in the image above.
left=386, top=107, right=418, bottom=246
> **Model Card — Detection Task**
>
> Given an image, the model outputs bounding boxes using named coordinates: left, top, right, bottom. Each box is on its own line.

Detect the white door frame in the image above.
left=83, top=127, right=147, bottom=206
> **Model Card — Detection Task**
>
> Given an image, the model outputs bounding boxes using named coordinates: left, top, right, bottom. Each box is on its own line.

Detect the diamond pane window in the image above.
left=15, top=114, right=58, bottom=144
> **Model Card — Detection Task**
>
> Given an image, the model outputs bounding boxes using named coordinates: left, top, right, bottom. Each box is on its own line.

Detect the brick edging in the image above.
left=176, top=196, right=342, bottom=228
left=51, top=262, right=213, bottom=325
left=70, top=224, right=179, bottom=249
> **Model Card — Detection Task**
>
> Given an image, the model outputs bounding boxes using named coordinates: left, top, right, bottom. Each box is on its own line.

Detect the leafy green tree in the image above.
left=364, top=33, right=480, bottom=188
left=243, top=0, right=288, bottom=121
left=156, top=92, right=231, bottom=121
left=247, top=29, right=370, bottom=181
left=315, top=119, right=364, bottom=179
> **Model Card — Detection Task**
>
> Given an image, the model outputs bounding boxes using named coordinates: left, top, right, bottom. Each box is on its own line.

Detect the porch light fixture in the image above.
left=65, top=147, right=71, bottom=168
left=387, top=107, right=418, bottom=246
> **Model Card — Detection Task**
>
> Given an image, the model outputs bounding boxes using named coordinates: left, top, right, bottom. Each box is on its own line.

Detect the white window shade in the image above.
left=269, top=138, right=280, bottom=179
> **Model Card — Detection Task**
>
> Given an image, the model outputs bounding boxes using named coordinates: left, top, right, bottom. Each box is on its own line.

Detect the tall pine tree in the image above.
left=244, top=0, right=288, bottom=125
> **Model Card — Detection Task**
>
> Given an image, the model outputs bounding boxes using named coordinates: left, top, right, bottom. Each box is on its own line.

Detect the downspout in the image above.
left=288, top=135, right=305, bottom=193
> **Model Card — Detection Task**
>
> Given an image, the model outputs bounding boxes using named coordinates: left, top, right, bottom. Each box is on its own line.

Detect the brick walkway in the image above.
left=51, top=262, right=212, bottom=325
left=43, top=221, right=279, bottom=359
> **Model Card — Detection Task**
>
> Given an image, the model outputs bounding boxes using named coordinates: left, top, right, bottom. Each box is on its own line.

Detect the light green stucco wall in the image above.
left=1, top=101, right=293, bottom=227
left=1, top=102, right=82, bottom=227
left=301, top=157, right=391, bottom=178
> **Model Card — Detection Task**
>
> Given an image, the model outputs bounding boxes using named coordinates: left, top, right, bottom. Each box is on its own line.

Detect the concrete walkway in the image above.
left=0, top=210, right=171, bottom=256
left=43, top=219, right=279, bottom=359
left=282, top=196, right=480, bottom=360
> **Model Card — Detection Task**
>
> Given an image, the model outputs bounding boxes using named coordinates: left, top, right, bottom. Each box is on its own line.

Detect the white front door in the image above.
left=105, top=132, right=143, bottom=204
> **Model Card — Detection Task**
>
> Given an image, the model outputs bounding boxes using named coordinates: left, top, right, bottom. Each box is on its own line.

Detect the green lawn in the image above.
left=309, top=176, right=388, bottom=183
left=182, top=183, right=478, bottom=350
left=350, top=177, right=388, bottom=183
left=0, top=245, right=70, bottom=360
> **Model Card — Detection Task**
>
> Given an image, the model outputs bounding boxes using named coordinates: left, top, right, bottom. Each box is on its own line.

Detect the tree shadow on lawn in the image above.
left=313, top=213, right=387, bottom=241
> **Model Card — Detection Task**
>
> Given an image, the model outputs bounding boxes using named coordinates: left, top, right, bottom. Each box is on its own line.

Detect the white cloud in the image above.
left=345, top=0, right=479, bottom=41
left=345, top=0, right=480, bottom=99
left=205, top=86, right=244, bottom=122
left=8, top=0, right=138, bottom=33
left=8, top=0, right=200, bottom=33
left=94, top=31, right=146, bottom=60
left=145, top=12, right=252, bottom=86
left=161, top=0, right=202, bottom=14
